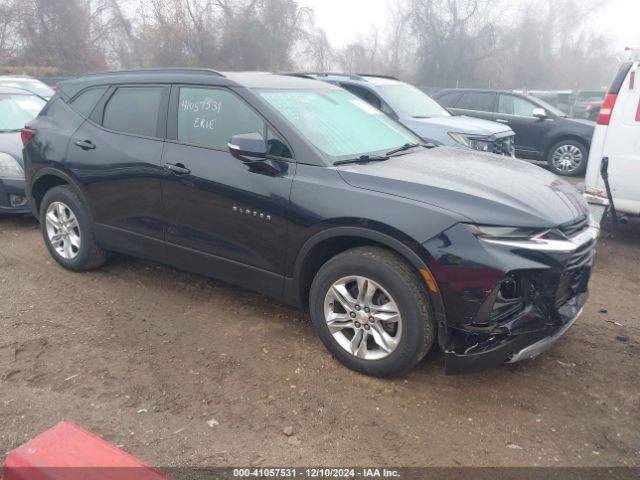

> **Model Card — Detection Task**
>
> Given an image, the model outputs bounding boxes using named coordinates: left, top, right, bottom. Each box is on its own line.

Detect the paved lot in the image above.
left=0, top=211, right=639, bottom=468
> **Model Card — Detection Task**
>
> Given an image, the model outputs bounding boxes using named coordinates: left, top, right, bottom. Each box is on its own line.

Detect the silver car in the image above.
left=298, top=73, right=515, bottom=156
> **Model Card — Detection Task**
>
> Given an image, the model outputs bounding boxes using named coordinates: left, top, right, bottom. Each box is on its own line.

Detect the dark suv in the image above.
left=23, top=69, right=598, bottom=376
left=433, top=89, right=595, bottom=176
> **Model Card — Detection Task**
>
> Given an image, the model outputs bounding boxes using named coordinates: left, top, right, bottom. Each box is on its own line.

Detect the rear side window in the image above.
left=177, top=87, right=264, bottom=150
left=456, top=92, right=494, bottom=112
left=70, top=87, right=107, bottom=118
left=103, top=86, right=163, bottom=137
left=436, top=91, right=462, bottom=107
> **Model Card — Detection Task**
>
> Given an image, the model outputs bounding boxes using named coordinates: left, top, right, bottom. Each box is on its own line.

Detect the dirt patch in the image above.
left=0, top=214, right=639, bottom=467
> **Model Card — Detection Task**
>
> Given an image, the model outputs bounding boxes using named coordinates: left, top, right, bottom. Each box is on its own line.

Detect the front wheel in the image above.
left=309, top=247, right=436, bottom=377
left=547, top=140, right=588, bottom=176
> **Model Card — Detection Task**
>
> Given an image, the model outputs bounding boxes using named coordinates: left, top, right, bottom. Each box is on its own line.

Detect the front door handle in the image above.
left=74, top=140, right=96, bottom=150
left=165, top=163, right=191, bottom=175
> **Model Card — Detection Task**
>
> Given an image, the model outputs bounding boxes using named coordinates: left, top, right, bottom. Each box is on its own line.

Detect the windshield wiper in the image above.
left=385, top=142, right=424, bottom=156
left=333, top=154, right=389, bottom=166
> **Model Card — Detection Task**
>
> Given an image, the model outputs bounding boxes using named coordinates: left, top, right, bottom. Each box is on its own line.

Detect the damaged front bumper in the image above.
left=423, top=219, right=597, bottom=374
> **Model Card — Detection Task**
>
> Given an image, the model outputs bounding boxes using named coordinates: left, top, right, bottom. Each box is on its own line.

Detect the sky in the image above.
left=299, top=0, right=640, bottom=53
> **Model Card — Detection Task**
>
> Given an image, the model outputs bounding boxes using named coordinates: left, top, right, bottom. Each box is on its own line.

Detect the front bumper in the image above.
left=0, top=178, right=30, bottom=214
left=423, top=221, right=596, bottom=374
left=507, top=306, right=582, bottom=363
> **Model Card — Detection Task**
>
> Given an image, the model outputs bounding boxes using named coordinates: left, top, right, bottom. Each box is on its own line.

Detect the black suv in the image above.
left=23, top=69, right=597, bottom=376
left=433, top=89, right=595, bottom=176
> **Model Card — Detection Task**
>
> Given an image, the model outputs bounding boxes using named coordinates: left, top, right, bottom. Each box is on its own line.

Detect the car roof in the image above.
left=0, top=85, right=42, bottom=96
left=0, top=75, right=35, bottom=80
left=57, top=69, right=335, bottom=98
left=290, top=72, right=403, bottom=88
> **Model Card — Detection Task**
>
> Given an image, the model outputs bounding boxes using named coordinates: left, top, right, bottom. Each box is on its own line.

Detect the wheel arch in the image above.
left=545, top=134, right=590, bottom=161
left=30, top=168, right=90, bottom=217
left=284, top=227, right=446, bottom=324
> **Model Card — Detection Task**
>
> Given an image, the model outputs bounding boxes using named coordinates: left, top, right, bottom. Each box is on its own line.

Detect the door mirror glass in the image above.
left=228, top=132, right=267, bottom=162
left=532, top=108, right=548, bottom=119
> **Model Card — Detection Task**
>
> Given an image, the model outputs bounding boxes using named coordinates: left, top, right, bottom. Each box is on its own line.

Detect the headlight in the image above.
left=0, top=153, right=24, bottom=180
left=463, top=223, right=595, bottom=253
left=449, top=132, right=492, bottom=152
left=465, top=224, right=548, bottom=239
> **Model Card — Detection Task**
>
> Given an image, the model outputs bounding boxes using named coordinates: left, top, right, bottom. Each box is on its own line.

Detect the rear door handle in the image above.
left=165, top=163, right=191, bottom=175
left=495, top=118, right=509, bottom=123
left=74, top=140, right=96, bottom=150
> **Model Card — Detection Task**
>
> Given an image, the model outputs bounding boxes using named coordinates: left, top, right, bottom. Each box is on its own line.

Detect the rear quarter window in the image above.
left=70, top=87, right=108, bottom=118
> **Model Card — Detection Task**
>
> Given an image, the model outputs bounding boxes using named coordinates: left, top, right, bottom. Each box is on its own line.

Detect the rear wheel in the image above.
left=40, top=185, right=108, bottom=271
left=547, top=140, right=588, bottom=176
left=309, top=246, right=436, bottom=377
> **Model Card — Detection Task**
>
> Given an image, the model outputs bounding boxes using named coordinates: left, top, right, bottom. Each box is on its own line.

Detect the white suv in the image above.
left=584, top=49, right=640, bottom=222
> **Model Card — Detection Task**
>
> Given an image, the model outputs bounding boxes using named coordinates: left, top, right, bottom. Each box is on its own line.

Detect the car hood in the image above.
left=402, top=115, right=513, bottom=137
left=336, top=147, right=589, bottom=228
left=0, top=132, right=24, bottom=166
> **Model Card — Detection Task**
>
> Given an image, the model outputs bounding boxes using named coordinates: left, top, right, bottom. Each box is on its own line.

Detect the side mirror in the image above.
left=532, top=108, right=548, bottom=119
left=228, top=132, right=267, bottom=162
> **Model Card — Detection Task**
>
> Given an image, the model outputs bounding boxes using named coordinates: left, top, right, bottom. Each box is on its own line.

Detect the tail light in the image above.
left=597, top=93, right=617, bottom=125
left=21, top=128, right=35, bottom=146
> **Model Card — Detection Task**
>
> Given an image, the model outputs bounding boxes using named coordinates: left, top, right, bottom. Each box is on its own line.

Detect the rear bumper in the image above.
left=0, top=178, right=30, bottom=214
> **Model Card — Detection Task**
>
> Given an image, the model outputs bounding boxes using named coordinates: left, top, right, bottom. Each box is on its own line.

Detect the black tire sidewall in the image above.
left=309, top=250, right=435, bottom=377
left=547, top=140, right=588, bottom=177
left=39, top=186, right=98, bottom=271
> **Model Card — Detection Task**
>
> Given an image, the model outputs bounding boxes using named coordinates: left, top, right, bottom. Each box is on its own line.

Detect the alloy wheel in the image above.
left=323, top=276, right=403, bottom=360
left=551, top=144, right=583, bottom=173
left=45, top=201, right=81, bottom=260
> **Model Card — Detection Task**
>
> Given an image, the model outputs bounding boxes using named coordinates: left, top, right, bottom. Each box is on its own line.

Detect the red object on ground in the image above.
left=2, top=421, right=172, bottom=480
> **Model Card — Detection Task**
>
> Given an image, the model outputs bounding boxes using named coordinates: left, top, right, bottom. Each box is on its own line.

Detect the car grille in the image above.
left=491, top=135, right=515, bottom=156
left=559, top=215, right=589, bottom=238
left=555, top=238, right=596, bottom=307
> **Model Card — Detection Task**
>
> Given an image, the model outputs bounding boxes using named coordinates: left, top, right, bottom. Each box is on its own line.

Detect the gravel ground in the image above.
left=0, top=211, right=639, bottom=469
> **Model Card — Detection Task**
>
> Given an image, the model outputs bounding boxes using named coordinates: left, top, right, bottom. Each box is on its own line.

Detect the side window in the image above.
left=498, top=95, right=538, bottom=117
left=456, top=92, right=494, bottom=112
left=70, top=87, right=107, bottom=117
left=266, top=127, right=292, bottom=159
left=102, top=86, right=163, bottom=137
left=178, top=87, right=264, bottom=150
left=437, top=91, right=462, bottom=108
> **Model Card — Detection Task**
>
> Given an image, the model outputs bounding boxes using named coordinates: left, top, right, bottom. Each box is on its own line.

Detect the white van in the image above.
left=584, top=49, right=640, bottom=222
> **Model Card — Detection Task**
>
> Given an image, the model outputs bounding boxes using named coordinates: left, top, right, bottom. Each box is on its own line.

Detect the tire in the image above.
left=309, top=246, right=436, bottom=377
left=547, top=139, right=588, bottom=177
left=39, top=185, right=108, bottom=271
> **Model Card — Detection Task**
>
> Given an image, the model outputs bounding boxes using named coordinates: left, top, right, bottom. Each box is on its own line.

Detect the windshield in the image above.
left=0, top=79, right=54, bottom=98
left=259, top=89, right=420, bottom=160
left=0, top=93, right=46, bottom=131
left=376, top=83, right=450, bottom=118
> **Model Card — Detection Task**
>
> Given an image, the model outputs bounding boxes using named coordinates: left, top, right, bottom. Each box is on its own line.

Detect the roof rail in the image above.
left=356, top=73, right=399, bottom=81
left=80, top=68, right=226, bottom=78
left=286, top=72, right=365, bottom=81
